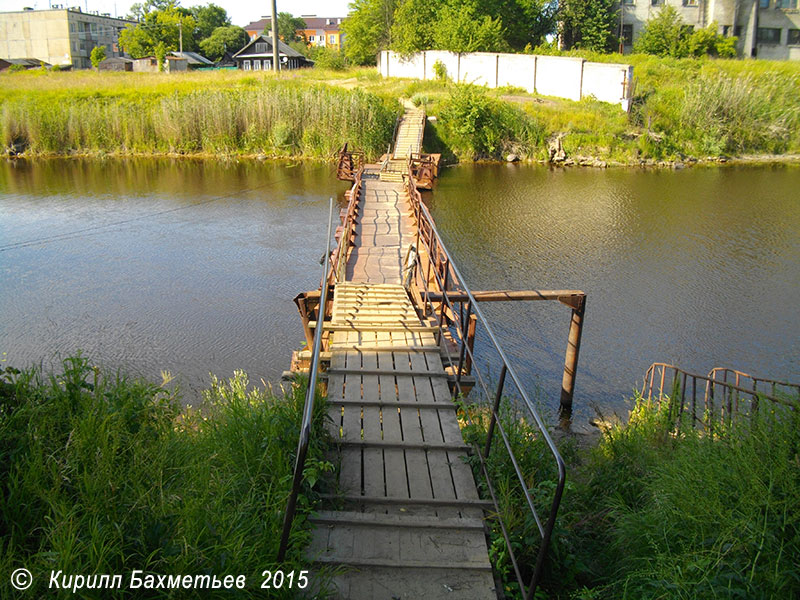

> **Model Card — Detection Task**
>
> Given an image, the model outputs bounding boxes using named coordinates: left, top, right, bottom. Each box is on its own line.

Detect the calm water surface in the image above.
left=1, top=159, right=797, bottom=421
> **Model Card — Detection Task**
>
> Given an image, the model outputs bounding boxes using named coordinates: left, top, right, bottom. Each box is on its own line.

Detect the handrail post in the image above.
left=484, top=365, right=507, bottom=459
left=277, top=197, right=334, bottom=562
left=455, top=301, right=472, bottom=394
left=559, top=295, right=585, bottom=414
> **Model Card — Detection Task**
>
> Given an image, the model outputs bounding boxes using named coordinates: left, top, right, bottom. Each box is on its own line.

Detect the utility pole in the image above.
left=270, top=0, right=279, bottom=71
left=179, top=20, right=183, bottom=54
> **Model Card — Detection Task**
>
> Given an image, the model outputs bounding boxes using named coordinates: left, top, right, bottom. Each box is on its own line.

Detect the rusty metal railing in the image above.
left=643, top=362, right=799, bottom=433
left=277, top=198, right=334, bottom=562
left=405, top=171, right=566, bottom=598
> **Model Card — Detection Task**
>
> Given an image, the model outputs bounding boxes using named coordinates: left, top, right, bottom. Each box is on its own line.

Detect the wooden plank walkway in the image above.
left=306, top=108, right=496, bottom=599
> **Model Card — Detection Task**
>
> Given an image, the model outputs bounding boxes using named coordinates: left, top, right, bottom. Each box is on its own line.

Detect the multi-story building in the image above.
left=619, top=0, right=800, bottom=59
left=243, top=15, right=346, bottom=51
left=0, top=7, right=136, bottom=69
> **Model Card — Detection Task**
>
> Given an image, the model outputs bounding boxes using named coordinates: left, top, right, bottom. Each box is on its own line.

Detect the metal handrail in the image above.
left=405, top=172, right=566, bottom=598
left=643, top=362, right=799, bottom=433
left=330, top=168, right=363, bottom=284
left=277, top=198, right=335, bottom=562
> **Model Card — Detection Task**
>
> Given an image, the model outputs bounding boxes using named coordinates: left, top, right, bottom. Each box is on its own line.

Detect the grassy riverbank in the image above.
left=2, top=57, right=799, bottom=164
left=0, top=356, right=331, bottom=598
left=461, top=393, right=800, bottom=599
left=0, top=72, right=398, bottom=160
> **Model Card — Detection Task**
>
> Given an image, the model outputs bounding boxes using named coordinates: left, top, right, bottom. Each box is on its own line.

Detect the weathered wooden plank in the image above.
left=378, top=333, right=408, bottom=499
left=360, top=351, right=385, bottom=497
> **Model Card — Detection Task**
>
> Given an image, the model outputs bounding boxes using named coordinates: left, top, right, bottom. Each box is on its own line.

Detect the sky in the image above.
left=0, top=0, right=352, bottom=26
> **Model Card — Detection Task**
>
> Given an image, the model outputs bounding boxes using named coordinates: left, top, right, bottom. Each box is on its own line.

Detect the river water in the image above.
left=1, top=159, right=797, bottom=421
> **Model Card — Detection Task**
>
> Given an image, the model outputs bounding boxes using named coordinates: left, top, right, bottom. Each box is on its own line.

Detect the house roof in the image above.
left=243, top=16, right=345, bottom=32
left=2, top=58, right=49, bottom=67
left=170, top=51, right=213, bottom=65
left=232, top=35, right=305, bottom=59
left=100, top=56, right=133, bottom=63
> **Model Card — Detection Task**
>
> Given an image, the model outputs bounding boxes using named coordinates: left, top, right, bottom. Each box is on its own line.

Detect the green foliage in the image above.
left=390, top=0, right=438, bottom=56
left=190, top=2, right=230, bottom=44
left=277, top=12, right=307, bottom=43
left=438, top=84, right=545, bottom=159
left=198, top=25, right=248, bottom=61
left=89, top=45, right=107, bottom=69
left=432, top=59, right=448, bottom=81
left=560, top=0, right=618, bottom=52
left=0, top=356, right=334, bottom=597
left=633, top=5, right=690, bottom=58
left=342, top=0, right=399, bottom=65
left=7, top=64, right=26, bottom=73
left=686, top=22, right=738, bottom=58
left=308, top=47, right=347, bottom=71
left=391, top=0, right=555, bottom=55
left=432, top=1, right=507, bottom=54
left=118, top=6, right=196, bottom=59
left=154, top=41, right=167, bottom=71
left=458, top=390, right=800, bottom=598
left=634, top=7, right=738, bottom=59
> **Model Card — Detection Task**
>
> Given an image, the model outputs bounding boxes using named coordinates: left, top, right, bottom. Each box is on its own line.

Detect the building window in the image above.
left=329, top=35, right=335, bottom=44
left=308, top=35, right=315, bottom=42
left=622, top=23, right=634, bottom=45
left=243, top=60, right=251, bottom=70
left=683, top=0, right=698, bottom=6
left=757, top=27, right=782, bottom=43
left=255, top=42, right=266, bottom=52
left=651, top=0, right=663, bottom=4
left=253, top=59, right=261, bottom=70
left=776, top=0, right=797, bottom=7
left=622, top=0, right=634, bottom=5
left=759, top=0, right=770, bottom=7
left=788, top=29, right=800, bottom=44
left=734, top=25, right=743, bottom=36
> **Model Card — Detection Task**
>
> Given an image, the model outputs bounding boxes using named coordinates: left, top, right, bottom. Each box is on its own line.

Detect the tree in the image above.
left=686, top=22, right=738, bottom=58
left=118, top=6, right=196, bottom=59
left=198, top=25, right=248, bottom=61
left=390, top=0, right=438, bottom=56
left=432, top=1, right=506, bottom=54
left=560, top=0, right=617, bottom=52
left=633, top=5, right=690, bottom=57
left=191, top=3, right=230, bottom=44
left=90, top=45, right=107, bottom=68
left=341, top=0, right=399, bottom=65
left=277, top=12, right=306, bottom=43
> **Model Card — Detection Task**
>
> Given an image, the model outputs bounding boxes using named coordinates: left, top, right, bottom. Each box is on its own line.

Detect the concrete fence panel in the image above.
left=534, top=55, right=584, bottom=101
left=378, top=50, right=632, bottom=109
left=384, top=51, right=425, bottom=79
left=458, top=52, right=498, bottom=87
left=423, top=50, right=460, bottom=81
left=497, top=53, right=536, bottom=93
left=581, top=62, right=632, bottom=107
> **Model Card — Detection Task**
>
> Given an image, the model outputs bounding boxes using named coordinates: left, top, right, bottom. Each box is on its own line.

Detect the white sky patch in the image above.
left=0, top=0, right=352, bottom=27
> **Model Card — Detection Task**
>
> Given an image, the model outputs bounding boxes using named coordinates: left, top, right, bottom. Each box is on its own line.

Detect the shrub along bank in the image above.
left=0, top=356, right=332, bottom=598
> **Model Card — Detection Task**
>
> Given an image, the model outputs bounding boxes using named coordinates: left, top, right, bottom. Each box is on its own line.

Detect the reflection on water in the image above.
left=1, top=159, right=798, bottom=419
left=430, top=163, right=800, bottom=420
left=0, top=158, right=346, bottom=400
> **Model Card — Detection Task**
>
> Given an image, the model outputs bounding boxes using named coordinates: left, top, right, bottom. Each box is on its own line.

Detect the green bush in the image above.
left=438, top=84, right=545, bottom=159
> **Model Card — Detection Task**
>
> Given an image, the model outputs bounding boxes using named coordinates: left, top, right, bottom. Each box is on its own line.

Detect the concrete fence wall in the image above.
left=377, top=50, right=633, bottom=111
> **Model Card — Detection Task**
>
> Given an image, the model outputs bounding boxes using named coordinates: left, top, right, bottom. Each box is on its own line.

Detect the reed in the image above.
left=0, top=78, right=399, bottom=160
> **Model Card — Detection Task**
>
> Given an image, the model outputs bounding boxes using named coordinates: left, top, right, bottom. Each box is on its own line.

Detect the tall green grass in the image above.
left=0, top=356, right=332, bottom=598
left=1, top=80, right=399, bottom=160
left=459, top=392, right=800, bottom=599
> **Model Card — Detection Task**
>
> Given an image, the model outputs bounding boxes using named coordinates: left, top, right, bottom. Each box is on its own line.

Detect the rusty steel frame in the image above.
left=643, top=362, right=799, bottom=434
